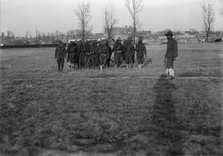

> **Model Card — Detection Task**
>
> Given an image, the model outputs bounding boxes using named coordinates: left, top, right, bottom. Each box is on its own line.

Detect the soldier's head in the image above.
left=59, top=41, right=63, bottom=46
left=127, top=36, right=132, bottom=44
left=138, top=37, right=143, bottom=43
left=102, top=39, right=107, bottom=45
left=165, top=31, right=173, bottom=40
left=116, top=37, right=122, bottom=43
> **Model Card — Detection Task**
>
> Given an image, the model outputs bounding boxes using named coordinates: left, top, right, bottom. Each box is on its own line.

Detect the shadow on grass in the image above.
left=149, top=75, right=184, bottom=155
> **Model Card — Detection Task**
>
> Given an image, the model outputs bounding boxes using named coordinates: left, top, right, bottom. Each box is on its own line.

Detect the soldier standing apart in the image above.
left=123, top=37, right=135, bottom=68
left=164, top=31, right=178, bottom=79
left=135, top=37, right=146, bottom=69
left=55, top=41, right=66, bottom=72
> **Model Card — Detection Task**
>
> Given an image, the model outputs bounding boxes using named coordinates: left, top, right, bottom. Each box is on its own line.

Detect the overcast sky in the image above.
left=1, top=0, right=223, bottom=36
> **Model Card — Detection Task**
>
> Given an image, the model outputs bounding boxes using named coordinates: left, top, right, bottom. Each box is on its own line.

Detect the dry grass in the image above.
left=0, top=43, right=222, bottom=156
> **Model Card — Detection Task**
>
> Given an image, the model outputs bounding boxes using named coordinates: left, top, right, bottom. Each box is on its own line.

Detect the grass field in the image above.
left=0, top=43, right=223, bottom=156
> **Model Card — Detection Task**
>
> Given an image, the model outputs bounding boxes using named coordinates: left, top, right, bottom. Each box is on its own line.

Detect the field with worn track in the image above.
left=0, top=43, right=222, bottom=156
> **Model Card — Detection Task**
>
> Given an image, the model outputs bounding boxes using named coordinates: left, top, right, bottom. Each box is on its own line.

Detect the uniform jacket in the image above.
left=100, top=45, right=109, bottom=56
left=136, top=42, right=146, bottom=56
left=165, top=38, right=178, bottom=59
left=55, top=45, right=66, bottom=59
left=112, top=42, right=123, bottom=52
left=123, top=43, right=135, bottom=56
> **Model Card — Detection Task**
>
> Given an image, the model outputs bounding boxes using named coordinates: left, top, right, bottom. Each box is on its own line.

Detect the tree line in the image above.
left=75, top=0, right=217, bottom=43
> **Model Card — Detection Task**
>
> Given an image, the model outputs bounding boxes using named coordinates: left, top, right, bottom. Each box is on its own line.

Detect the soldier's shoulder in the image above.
left=173, top=38, right=177, bottom=43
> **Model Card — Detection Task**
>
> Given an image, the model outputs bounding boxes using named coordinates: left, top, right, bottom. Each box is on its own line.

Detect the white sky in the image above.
left=1, top=0, right=223, bottom=37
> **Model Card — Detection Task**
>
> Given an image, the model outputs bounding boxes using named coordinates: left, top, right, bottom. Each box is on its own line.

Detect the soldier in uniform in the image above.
left=99, top=39, right=110, bottom=71
left=78, top=40, right=86, bottom=68
left=123, top=37, right=135, bottom=68
left=135, top=37, right=147, bottom=69
left=87, top=40, right=99, bottom=68
left=112, top=37, right=123, bottom=68
left=164, top=31, right=178, bottom=79
left=55, top=41, right=66, bottom=72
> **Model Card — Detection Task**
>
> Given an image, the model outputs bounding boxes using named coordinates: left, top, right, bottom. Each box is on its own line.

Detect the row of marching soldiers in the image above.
left=55, top=36, right=146, bottom=72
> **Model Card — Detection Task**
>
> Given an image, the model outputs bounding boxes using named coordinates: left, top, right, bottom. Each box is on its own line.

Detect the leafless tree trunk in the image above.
left=103, top=5, right=118, bottom=41
left=202, top=0, right=214, bottom=42
left=220, top=0, right=223, bottom=16
left=75, top=2, right=91, bottom=41
left=124, top=0, right=143, bottom=44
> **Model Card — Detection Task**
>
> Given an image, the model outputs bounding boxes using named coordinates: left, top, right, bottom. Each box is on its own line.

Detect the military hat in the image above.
left=165, top=31, right=173, bottom=36
left=127, top=36, right=133, bottom=41
left=116, top=37, right=122, bottom=41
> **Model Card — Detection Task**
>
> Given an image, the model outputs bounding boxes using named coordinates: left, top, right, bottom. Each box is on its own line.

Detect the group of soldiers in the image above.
left=55, top=36, right=147, bottom=72
left=55, top=30, right=178, bottom=80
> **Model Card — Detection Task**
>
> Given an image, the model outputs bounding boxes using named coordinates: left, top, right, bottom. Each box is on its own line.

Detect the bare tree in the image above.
left=202, top=0, right=214, bottom=42
left=103, top=5, right=118, bottom=41
left=75, top=2, right=91, bottom=40
left=124, top=0, right=143, bottom=44
left=219, top=0, right=223, bottom=16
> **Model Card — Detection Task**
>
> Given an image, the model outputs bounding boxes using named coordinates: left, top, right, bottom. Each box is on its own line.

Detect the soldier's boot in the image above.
left=170, top=68, right=175, bottom=80
left=100, top=65, right=103, bottom=71
left=60, top=63, right=63, bottom=72
left=58, top=63, right=61, bottom=72
left=164, top=68, right=169, bottom=77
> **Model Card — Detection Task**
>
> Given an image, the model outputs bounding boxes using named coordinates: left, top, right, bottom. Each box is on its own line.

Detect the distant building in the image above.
left=113, top=25, right=134, bottom=40
left=136, top=30, right=151, bottom=38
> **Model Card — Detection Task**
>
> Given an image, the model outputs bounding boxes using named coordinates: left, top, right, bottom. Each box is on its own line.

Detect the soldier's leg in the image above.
left=57, top=59, right=60, bottom=72
left=119, top=53, right=123, bottom=67
left=132, top=55, right=135, bottom=64
left=59, top=58, right=63, bottom=72
left=61, top=59, right=64, bottom=71
left=130, top=55, right=133, bottom=68
left=170, top=60, right=175, bottom=79
left=114, top=53, right=118, bottom=68
left=126, top=56, right=130, bottom=68
left=137, top=55, right=140, bottom=68
left=78, top=54, right=82, bottom=68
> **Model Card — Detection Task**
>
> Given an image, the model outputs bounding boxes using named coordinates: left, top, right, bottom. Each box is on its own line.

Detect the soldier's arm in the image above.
left=144, top=44, right=147, bottom=57
left=106, top=47, right=110, bottom=56
left=64, top=47, right=67, bottom=58
left=55, top=48, right=58, bottom=59
left=132, top=45, right=135, bottom=52
left=173, top=40, right=178, bottom=59
left=110, top=36, right=116, bottom=43
left=135, top=44, right=139, bottom=52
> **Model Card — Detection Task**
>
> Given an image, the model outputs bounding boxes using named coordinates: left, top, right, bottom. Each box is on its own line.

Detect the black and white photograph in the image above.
left=0, top=0, right=223, bottom=155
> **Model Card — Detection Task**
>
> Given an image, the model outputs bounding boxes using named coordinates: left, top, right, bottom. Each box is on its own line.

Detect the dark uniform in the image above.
left=165, top=38, right=178, bottom=68
left=55, top=41, right=66, bottom=72
left=99, top=40, right=110, bottom=70
left=87, top=41, right=99, bottom=68
left=135, top=38, right=146, bottom=66
left=123, top=38, right=135, bottom=67
left=66, top=41, right=77, bottom=67
left=78, top=41, right=86, bottom=68
left=164, top=31, right=178, bottom=79
left=105, top=40, right=112, bottom=67
left=112, top=37, right=123, bottom=68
